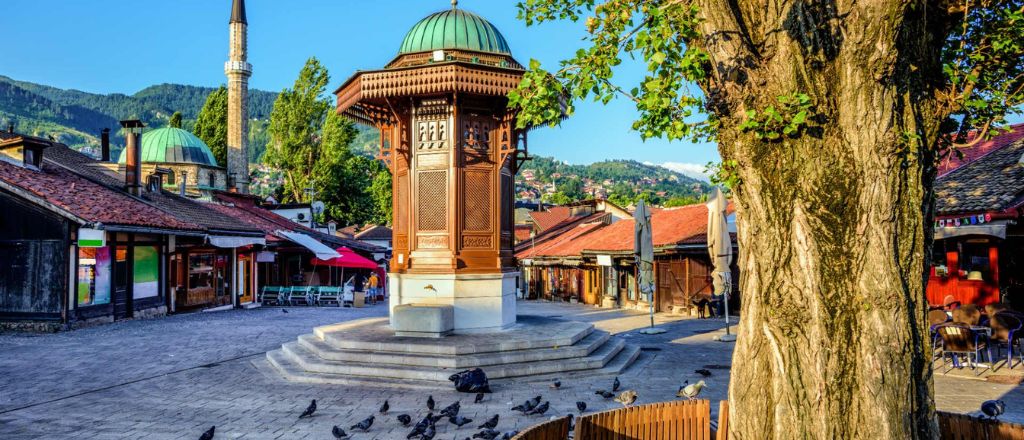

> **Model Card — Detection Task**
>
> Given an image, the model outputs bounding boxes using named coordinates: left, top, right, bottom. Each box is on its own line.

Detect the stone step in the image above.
left=312, top=316, right=595, bottom=356
left=278, top=336, right=627, bottom=382
left=295, top=329, right=611, bottom=369
left=263, top=350, right=445, bottom=390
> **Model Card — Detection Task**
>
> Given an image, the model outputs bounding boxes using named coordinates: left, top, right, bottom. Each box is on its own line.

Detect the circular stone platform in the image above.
left=265, top=315, right=639, bottom=387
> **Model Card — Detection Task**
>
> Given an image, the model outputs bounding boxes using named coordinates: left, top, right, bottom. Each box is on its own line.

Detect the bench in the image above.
left=260, top=286, right=283, bottom=306
left=317, top=286, right=343, bottom=307
left=392, top=304, right=455, bottom=338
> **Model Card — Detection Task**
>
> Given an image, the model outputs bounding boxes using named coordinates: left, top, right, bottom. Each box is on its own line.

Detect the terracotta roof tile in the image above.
left=0, top=159, right=197, bottom=231
left=938, top=124, right=1024, bottom=176
left=529, top=206, right=574, bottom=232
left=935, top=135, right=1024, bottom=215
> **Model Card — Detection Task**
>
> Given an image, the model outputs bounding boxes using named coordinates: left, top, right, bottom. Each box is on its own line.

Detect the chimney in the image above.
left=100, top=128, right=110, bottom=161
left=120, top=120, right=145, bottom=196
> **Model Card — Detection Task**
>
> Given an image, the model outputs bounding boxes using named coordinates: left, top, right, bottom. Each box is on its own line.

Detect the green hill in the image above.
left=0, top=75, right=277, bottom=158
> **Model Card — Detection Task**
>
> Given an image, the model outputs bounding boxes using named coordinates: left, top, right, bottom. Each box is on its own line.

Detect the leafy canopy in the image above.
left=193, top=86, right=229, bottom=167
left=511, top=0, right=1024, bottom=153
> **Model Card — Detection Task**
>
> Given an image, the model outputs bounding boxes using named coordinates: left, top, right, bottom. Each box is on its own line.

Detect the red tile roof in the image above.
left=514, top=224, right=533, bottom=242
left=0, top=158, right=198, bottom=231
left=529, top=206, right=574, bottom=232
left=938, top=124, right=1024, bottom=176
left=517, top=203, right=732, bottom=259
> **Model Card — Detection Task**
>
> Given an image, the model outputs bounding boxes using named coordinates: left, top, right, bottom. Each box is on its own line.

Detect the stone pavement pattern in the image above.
left=0, top=301, right=1021, bottom=439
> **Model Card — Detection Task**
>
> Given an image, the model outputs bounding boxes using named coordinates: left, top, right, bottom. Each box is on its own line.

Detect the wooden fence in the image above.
left=938, top=411, right=1024, bottom=440
left=511, top=415, right=571, bottom=440
left=574, top=400, right=728, bottom=440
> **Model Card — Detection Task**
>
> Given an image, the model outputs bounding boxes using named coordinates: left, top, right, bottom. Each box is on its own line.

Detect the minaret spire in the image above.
left=225, top=0, right=251, bottom=193
left=451, top=0, right=457, bottom=9
left=230, top=0, right=247, bottom=24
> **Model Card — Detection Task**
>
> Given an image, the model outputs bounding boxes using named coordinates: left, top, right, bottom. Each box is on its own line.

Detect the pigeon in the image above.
left=550, top=380, right=561, bottom=389
left=350, top=415, right=375, bottom=432
left=429, top=413, right=445, bottom=423
left=981, top=400, right=1006, bottom=420
left=427, top=395, right=436, bottom=411
left=511, top=403, right=528, bottom=414
left=450, top=415, right=473, bottom=427
left=199, top=426, right=215, bottom=440
left=695, top=369, right=712, bottom=377
left=440, top=401, right=461, bottom=418
left=420, top=423, right=437, bottom=440
left=677, top=380, right=706, bottom=400
left=576, top=401, right=587, bottom=413
left=612, top=376, right=621, bottom=392
left=298, top=399, right=317, bottom=418
left=282, top=309, right=289, bottom=313
left=397, top=414, right=412, bottom=426
left=500, top=431, right=519, bottom=440
left=380, top=400, right=390, bottom=414
left=614, top=390, right=638, bottom=407
left=528, top=401, right=550, bottom=415
left=475, top=392, right=485, bottom=404
left=595, top=390, right=615, bottom=399
left=331, top=425, right=348, bottom=439
left=478, top=414, right=499, bottom=430
left=409, top=414, right=434, bottom=437
left=473, top=428, right=500, bottom=440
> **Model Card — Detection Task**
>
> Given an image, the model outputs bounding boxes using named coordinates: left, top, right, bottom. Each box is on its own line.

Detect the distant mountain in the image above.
left=517, top=156, right=711, bottom=206
left=0, top=75, right=277, bottom=159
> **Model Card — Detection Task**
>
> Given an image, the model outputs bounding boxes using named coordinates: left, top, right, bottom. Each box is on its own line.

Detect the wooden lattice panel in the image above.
left=417, top=171, right=447, bottom=231
left=463, top=170, right=492, bottom=232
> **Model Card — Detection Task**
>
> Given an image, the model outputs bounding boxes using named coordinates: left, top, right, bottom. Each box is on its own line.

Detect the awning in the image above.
left=312, top=247, right=380, bottom=269
left=275, top=230, right=341, bottom=260
left=207, top=235, right=267, bottom=248
left=934, top=220, right=1008, bottom=240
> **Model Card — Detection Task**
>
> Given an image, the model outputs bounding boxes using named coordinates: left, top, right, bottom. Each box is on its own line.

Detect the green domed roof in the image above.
left=399, top=8, right=511, bottom=55
left=118, top=127, right=218, bottom=167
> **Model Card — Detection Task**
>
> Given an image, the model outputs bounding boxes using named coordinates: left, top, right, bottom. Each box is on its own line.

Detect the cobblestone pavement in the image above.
left=1, top=301, right=1022, bottom=439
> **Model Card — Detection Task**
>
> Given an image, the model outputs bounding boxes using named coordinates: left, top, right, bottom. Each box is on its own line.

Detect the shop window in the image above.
left=960, top=241, right=991, bottom=279
left=133, top=246, right=160, bottom=299
left=77, top=247, right=111, bottom=306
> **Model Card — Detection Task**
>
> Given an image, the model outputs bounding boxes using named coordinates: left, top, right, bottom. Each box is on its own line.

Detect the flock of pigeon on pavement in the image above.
left=195, top=369, right=719, bottom=440
left=193, top=366, right=1011, bottom=440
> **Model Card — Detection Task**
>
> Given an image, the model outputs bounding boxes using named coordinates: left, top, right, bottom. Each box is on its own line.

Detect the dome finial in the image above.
left=451, top=0, right=457, bottom=9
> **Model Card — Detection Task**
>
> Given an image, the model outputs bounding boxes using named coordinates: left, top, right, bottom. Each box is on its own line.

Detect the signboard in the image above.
left=77, top=228, right=106, bottom=248
left=597, top=255, right=613, bottom=266
left=256, top=251, right=276, bottom=263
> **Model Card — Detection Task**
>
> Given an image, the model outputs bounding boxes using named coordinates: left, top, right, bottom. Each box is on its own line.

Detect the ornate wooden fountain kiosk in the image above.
left=334, top=1, right=529, bottom=331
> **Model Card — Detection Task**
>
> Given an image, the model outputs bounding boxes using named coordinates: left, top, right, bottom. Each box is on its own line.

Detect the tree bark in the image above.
left=691, top=1, right=950, bottom=438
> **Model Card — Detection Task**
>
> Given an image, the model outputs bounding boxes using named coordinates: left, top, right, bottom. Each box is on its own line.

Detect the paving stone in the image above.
left=0, top=301, right=1021, bottom=439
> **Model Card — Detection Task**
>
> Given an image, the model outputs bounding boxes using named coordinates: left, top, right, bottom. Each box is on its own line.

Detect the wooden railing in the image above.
left=515, top=403, right=1021, bottom=439
left=511, top=415, right=571, bottom=440
left=938, top=411, right=1024, bottom=440
left=574, top=400, right=727, bottom=440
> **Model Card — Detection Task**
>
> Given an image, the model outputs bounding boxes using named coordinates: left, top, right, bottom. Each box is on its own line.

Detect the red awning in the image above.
left=312, top=247, right=379, bottom=269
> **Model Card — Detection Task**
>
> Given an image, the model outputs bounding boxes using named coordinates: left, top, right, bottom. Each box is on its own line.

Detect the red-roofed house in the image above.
left=517, top=202, right=738, bottom=313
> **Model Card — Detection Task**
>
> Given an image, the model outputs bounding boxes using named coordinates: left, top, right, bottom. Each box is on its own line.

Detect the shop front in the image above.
left=73, top=231, right=169, bottom=323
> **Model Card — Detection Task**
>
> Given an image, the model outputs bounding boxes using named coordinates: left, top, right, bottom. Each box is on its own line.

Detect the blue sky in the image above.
left=1, top=0, right=718, bottom=176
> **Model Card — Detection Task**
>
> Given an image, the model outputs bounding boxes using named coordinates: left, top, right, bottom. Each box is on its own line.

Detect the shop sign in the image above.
left=597, top=255, right=613, bottom=266
left=78, top=228, right=106, bottom=248
left=256, top=251, right=276, bottom=263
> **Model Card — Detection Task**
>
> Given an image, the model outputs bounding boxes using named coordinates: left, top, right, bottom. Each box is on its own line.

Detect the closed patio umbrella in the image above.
left=635, top=199, right=663, bottom=334
left=706, top=187, right=735, bottom=340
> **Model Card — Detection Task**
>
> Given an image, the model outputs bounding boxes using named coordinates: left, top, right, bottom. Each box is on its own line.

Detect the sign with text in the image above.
left=78, top=228, right=106, bottom=248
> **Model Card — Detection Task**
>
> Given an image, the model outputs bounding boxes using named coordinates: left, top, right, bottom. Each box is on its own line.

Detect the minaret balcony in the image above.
left=224, top=61, right=252, bottom=76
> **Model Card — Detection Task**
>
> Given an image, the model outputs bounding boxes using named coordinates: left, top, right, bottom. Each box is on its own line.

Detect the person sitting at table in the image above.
left=986, top=302, right=1010, bottom=317
left=953, top=304, right=981, bottom=326
left=943, top=295, right=961, bottom=311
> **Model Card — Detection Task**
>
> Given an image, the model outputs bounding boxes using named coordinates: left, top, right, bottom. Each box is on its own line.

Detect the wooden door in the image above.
left=237, top=256, right=253, bottom=304
left=113, top=246, right=130, bottom=319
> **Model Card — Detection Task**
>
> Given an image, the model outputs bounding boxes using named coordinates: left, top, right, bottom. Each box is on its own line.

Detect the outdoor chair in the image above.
left=936, top=323, right=989, bottom=375
left=990, top=311, right=1024, bottom=369
left=286, top=286, right=315, bottom=306
left=259, top=286, right=283, bottom=306
left=317, top=286, right=343, bottom=307
left=928, top=309, right=950, bottom=358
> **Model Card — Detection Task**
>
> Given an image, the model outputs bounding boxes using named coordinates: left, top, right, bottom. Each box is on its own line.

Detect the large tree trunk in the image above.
left=693, top=1, right=950, bottom=438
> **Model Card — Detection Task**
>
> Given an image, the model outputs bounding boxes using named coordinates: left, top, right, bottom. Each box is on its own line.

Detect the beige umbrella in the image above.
left=706, top=187, right=734, bottom=339
left=635, top=199, right=663, bottom=334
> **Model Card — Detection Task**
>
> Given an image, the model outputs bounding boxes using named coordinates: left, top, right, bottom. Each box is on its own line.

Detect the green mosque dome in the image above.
left=118, top=127, right=219, bottom=167
left=398, top=7, right=512, bottom=55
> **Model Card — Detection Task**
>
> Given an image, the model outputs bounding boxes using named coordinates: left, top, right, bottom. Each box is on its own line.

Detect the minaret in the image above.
left=225, top=0, right=251, bottom=193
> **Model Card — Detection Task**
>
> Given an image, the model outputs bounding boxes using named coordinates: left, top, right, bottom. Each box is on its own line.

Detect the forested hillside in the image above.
left=0, top=75, right=276, bottom=157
